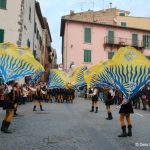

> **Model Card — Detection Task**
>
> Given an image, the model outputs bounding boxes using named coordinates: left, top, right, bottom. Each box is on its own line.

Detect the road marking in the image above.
left=135, top=113, right=144, bottom=117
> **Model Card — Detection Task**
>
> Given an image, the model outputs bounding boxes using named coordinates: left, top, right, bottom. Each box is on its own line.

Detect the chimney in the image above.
left=70, top=10, right=75, bottom=16
left=109, top=2, right=112, bottom=8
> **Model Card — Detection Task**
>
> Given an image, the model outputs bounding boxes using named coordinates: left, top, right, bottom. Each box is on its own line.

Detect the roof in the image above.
left=35, top=1, right=45, bottom=29
left=60, top=18, right=150, bottom=36
left=60, top=8, right=150, bottom=36
left=43, top=17, right=52, bottom=42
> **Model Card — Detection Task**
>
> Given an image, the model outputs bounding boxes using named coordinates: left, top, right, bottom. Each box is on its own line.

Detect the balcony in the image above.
left=104, top=36, right=145, bottom=50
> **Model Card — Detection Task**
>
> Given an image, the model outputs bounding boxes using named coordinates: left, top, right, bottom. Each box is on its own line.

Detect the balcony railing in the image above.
left=104, top=36, right=145, bottom=49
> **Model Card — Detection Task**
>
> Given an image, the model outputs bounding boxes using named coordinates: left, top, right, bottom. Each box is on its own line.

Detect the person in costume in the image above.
left=13, top=82, right=21, bottom=116
left=1, top=83, right=14, bottom=133
left=118, top=94, right=134, bottom=137
left=105, top=87, right=115, bottom=120
left=90, top=87, right=99, bottom=113
left=31, top=84, right=44, bottom=111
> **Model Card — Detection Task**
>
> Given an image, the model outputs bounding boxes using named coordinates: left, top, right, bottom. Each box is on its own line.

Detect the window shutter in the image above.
left=84, top=50, right=91, bottom=62
left=34, top=22, right=37, bottom=33
left=0, top=0, right=6, bottom=9
left=0, top=29, right=4, bottom=43
left=121, top=22, right=127, bottom=27
left=108, top=31, right=114, bottom=44
left=84, top=28, right=91, bottom=43
left=132, top=34, right=138, bottom=47
left=108, top=52, right=114, bottom=59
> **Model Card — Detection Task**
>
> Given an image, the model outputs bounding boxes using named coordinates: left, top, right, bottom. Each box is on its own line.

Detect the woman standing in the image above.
left=90, top=87, right=99, bottom=113
left=118, top=94, right=134, bottom=137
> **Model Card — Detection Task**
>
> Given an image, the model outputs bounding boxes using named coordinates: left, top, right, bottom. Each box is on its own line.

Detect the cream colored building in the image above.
left=0, top=0, right=36, bottom=50
left=0, top=0, right=54, bottom=83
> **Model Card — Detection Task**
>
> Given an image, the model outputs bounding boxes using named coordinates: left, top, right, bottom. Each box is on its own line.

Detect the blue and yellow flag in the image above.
left=69, top=66, right=87, bottom=89
left=0, top=42, right=44, bottom=83
left=102, top=47, right=150, bottom=99
left=48, top=69, right=67, bottom=89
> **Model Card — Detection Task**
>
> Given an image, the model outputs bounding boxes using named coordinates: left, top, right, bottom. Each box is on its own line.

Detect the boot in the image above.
left=14, top=109, right=18, bottom=116
left=1, top=120, right=12, bottom=133
left=33, top=105, right=36, bottom=111
left=126, top=125, right=132, bottom=136
left=90, top=106, right=94, bottom=112
left=106, top=112, right=113, bottom=120
left=118, top=126, right=127, bottom=137
left=95, top=107, right=98, bottom=113
left=40, top=105, right=44, bottom=111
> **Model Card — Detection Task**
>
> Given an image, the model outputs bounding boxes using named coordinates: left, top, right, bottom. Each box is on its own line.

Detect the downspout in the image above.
left=32, top=0, right=36, bottom=54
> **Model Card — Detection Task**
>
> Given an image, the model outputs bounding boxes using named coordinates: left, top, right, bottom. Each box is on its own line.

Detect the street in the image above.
left=0, top=98, right=150, bottom=150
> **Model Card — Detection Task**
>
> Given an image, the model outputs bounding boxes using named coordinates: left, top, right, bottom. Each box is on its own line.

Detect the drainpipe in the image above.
left=32, top=0, right=36, bottom=54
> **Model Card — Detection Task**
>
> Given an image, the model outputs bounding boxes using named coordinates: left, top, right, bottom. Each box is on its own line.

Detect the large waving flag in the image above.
left=48, top=69, right=67, bottom=89
left=102, top=47, right=150, bottom=99
left=91, top=60, right=115, bottom=88
left=84, top=61, right=106, bottom=88
left=0, top=42, right=44, bottom=83
left=69, top=66, right=87, bottom=89
left=16, top=47, right=45, bottom=83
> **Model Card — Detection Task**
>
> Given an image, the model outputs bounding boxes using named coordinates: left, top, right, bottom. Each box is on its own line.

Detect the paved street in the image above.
left=0, top=98, right=150, bottom=150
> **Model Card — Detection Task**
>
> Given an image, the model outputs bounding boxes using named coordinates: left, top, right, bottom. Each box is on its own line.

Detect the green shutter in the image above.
left=29, top=7, right=31, bottom=21
left=132, top=34, right=138, bottom=46
left=0, top=0, right=6, bottom=9
left=121, top=22, right=127, bottom=27
left=34, top=22, right=37, bottom=33
left=119, top=13, right=125, bottom=16
left=84, top=28, right=91, bottom=43
left=0, top=29, right=4, bottom=43
left=108, top=52, right=114, bottom=59
left=84, top=50, right=91, bottom=63
left=27, top=39, right=30, bottom=48
left=108, top=30, right=114, bottom=44
left=143, top=35, right=150, bottom=48
left=143, top=35, right=146, bottom=47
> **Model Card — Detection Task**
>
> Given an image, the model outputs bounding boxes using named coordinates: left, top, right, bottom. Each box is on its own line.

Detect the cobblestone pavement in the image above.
left=0, top=98, right=150, bottom=150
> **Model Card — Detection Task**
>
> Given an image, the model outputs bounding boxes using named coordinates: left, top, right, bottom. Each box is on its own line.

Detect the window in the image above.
left=27, top=39, right=30, bottom=48
left=29, top=7, right=31, bottom=21
left=143, top=35, right=150, bottom=48
left=34, top=22, right=37, bottom=33
left=108, top=30, right=114, bottom=44
left=121, top=22, right=127, bottom=27
left=0, top=29, right=4, bottom=43
left=146, top=56, right=150, bottom=60
left=84, top=27, right=91, bottom=43
left=132, top=33, right=138, bottom=47
left=36, top=29, right=39, bottom=39
left=0, top=0, right=7, bottom=9
left=108, top=52, right=114, bottom=59
left=84, top=50, right=91, bottom=63
left=119, top=13, right=125, bottom=16
left=33, top=50, right=36, bottom=58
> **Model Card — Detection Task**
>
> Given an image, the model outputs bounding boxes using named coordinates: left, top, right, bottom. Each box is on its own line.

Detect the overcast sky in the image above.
left=38, top=0, right=150, bottom=64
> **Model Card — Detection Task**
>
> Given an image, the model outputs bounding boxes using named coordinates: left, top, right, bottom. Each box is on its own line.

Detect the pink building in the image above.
left=60, top=8, right=150, bottom=70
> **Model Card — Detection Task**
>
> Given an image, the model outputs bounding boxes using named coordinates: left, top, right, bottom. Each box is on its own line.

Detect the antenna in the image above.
left=103, top=0, right=105, bottom=10
left=72, top=1, right=86, bottom=11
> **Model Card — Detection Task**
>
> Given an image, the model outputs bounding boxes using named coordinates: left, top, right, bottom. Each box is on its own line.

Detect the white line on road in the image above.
left=135, top=113, right=144, bottom=117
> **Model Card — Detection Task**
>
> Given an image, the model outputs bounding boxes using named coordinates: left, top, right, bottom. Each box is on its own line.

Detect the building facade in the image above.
left=60, top=8, right=150, bottom=70
left=0, top=0, right=55, bottom=82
